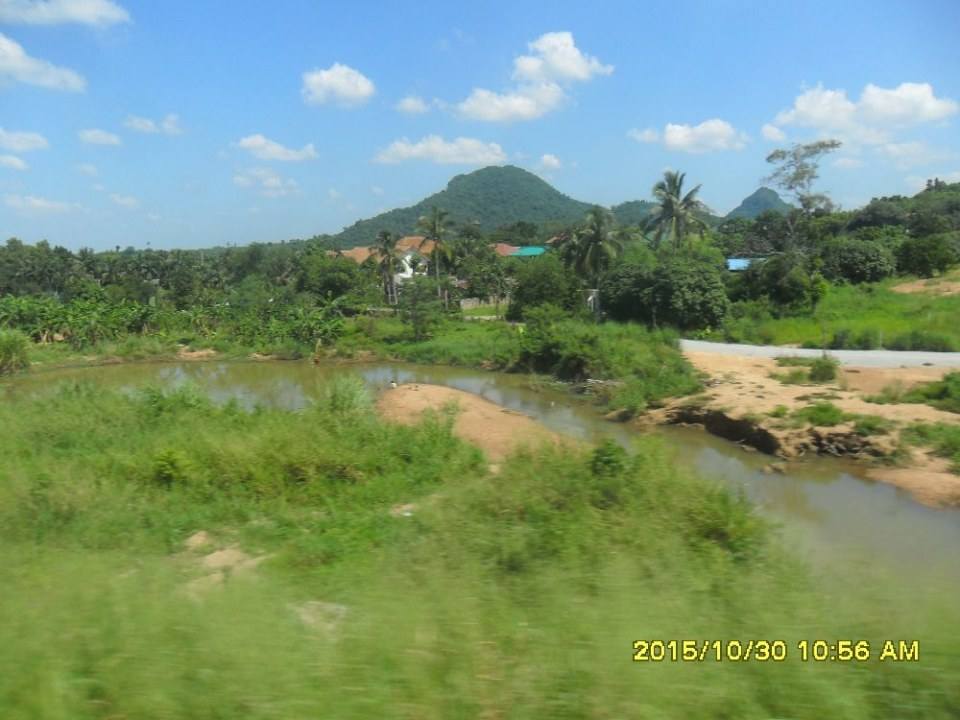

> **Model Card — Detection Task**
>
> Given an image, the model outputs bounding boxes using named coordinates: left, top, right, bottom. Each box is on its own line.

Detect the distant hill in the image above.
left=611, top=200, right=658, bottom=226
left=724, top=187, right=792, bottom=220
left=330, top=166, right=593, bottom=248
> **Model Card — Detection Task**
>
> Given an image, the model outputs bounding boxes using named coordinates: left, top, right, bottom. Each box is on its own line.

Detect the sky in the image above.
left=1, top=0, right=959, bottom=251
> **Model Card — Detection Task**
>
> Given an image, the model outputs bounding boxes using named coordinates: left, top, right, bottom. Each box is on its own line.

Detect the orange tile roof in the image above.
left=334, top=235, right=436, bottom=265
left=492, top=242, right=520, bottom=257
left=340, top=246, right=373, bottom=264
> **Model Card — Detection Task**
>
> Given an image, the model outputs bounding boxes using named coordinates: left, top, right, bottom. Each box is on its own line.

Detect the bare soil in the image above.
left=377, top=383, right=569, bottom=461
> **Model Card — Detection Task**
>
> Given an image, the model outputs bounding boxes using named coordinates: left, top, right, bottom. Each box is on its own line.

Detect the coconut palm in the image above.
left=570, top=206, right=623, bottom=287
left=644, top=171, right=708, bottom=250
left=416, top=206, right=453, bottom=307
left=374, top=230, right=400, bottom=305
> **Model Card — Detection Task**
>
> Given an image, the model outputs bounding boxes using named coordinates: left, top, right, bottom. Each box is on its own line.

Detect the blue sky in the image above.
left=1, top=0, right=958, bottom=250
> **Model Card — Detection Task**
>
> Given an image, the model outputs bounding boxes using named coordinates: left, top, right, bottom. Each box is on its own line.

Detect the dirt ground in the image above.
left=681, top=351, right=960, bottom=507
left=891, top=270, right=960, bottom=296
left=377, top=383, right=569, bottom=461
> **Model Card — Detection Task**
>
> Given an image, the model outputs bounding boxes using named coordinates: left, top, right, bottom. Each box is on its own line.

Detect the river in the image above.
left=6, top=359, right=959, bottom=598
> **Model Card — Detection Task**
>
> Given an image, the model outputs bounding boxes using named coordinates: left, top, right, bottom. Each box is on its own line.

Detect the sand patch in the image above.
left=891, top=271, right=960, bottom=296
left=177, top=346, right=217, bottom=360
left=377, top=383, right=569, bottom=461
left=868, top=453, right=960, bottom=508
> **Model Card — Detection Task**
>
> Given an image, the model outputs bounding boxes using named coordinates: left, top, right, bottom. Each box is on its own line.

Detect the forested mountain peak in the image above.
left=724, top=187, right=792, bottom=220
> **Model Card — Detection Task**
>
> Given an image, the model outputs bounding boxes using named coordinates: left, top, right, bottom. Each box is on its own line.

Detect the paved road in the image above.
left=679, top=339, right=960, bottom=368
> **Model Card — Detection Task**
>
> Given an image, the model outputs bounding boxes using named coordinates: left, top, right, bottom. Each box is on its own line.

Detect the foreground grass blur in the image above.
left=0, top=377, right=957, bottom=718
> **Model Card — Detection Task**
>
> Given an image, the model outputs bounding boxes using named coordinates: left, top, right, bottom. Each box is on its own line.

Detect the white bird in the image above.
left=390, top=381, right=398, bottom=389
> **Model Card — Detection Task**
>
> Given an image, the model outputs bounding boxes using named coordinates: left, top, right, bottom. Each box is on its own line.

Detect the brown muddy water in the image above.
left=5, top=359, right=959, bottom=599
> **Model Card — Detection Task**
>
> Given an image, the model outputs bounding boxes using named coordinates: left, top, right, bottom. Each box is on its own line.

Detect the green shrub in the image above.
left=887, top=331, right=957, bottom=352
left=819, top=238, right=896, bottom=284
left=900, top=372, right=960, bottom=413
left=0, top=329, right=29, bottom=374
left=792, top=402, right=846, bottom=426
left=896, top=234, right=957, bottom=277
left=852, top=415, right=894, bottom=436
left=808, top=355, right=839, bottom=382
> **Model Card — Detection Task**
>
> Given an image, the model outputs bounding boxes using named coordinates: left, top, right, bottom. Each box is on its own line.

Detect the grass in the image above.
left=869, top=372, right=960, bottom=414
left=0, top=329, right=30, bottom=375
left=770, top=355, right=839, bottom=385
left=714, top=280, right=960, bottom=350
left=0, top=378, right=958, bottom=717
left=788, top=402, right=894, bottom=435
left=902, top=422, right=960, bottom=471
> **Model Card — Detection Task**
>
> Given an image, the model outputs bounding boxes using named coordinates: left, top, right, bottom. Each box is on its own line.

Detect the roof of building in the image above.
left=334, top=235, right=435, bottom=265
left=492, top=242, right=520, bottom=257
left=511, top=246, right=547, bottom=257
left=726, top=257, right=757, bottom=271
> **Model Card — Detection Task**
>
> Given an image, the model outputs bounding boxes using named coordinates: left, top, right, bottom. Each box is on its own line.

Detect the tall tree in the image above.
left=764, top=139, right=842, bottom=249
left=416, top=206, right=452, bottom=307
left=373, top=230, right=400, bottom=305
left=566, top=206, right=623, bottom=287
left=644, top=171, right=708, bottom=251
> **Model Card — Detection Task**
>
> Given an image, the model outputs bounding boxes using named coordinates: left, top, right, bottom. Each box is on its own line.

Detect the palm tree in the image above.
left=374, top=230, right=400, bottom=305
left=415, top=206, right=452, bottom=307
left=644, top=171, right=708, bottom=250
left=571, top=206, right=623, bottom=287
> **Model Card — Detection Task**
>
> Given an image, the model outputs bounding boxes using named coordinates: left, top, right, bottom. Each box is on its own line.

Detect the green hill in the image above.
left=724, top=187, right=792, bottom=220
left=330, top=166, right=593, bottom=248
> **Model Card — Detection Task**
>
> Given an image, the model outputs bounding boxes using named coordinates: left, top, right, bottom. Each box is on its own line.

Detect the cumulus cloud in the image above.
left=0, top=127, right=48, bottom=151
left=630, top=119, right=747, bottom=153
left=0, top=0, right=129, bottom=25
left=370, top=185, right=384, bottom=196
left=540, top=153, right=561, bottom=169
left=236, top=134, right=316, bottom=162
left=0, top=154, right=27, bottom=170
left=233, top=167, right=298, bottom=198
left=301, top=63, right=375, bottom=107
left=458, top=82, right=565, bottom=122
left=110, top=193, right=138, bottom=208
left=512, top=31, right=613, bottom=83
left=457, top=32, right=610, bottom=122
left=396, top=95, right=429, bottom=114
left=833, top=157, right=863, bottom=169
left=0, top=32, right=85, bottom=91
left=78, top=128, right=121, bottom=145
left=770, top=82, right=957, bottom=145
left=124, top=113, right=182, bottom=135
left=761, top=123, right=786, bottom=141
left=627, top=127, right=659, bottom=143
left=4, top=193, right=74, bottom=212
left=76, top=162, right=97, bottom=176
left=375, top=135, right=506, bottom=165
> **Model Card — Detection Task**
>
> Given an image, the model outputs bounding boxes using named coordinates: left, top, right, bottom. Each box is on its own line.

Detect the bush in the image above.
left=819, top=238, right=895, bottom=284
left=506, top=254, right=582, bottom=321
left=0, top=329, right=30, bottom=374
left=808, top=355, right=839, bottom=382
left=896, top=234, right=957, bottom=278
left=792, top=402, right=845, bottom=426
left=519, top=304, right=599, bottom=380
left=900, top=372, right=960, bottom=413
left=887, top=330, right=957, bottom=352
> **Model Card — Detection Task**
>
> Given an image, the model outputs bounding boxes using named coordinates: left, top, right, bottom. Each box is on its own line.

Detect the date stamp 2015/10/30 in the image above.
left=632, top=640, right=919, bottom=663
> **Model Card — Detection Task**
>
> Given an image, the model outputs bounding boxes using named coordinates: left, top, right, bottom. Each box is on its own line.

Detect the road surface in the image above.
left=679, top=340, right=960, bottom=368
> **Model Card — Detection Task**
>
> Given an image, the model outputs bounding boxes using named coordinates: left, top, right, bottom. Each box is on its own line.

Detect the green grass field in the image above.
left=0, top=377, right=958, bottom=718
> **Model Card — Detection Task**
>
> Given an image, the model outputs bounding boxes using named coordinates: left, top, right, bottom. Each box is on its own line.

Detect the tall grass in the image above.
left=0, top=381, right=957, bottom=717
left=0, top=329, right=29, bottom=374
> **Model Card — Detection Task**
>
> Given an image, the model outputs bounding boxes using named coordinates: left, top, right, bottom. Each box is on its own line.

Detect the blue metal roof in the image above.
left=510, top=246, right=547, bottom=257
left=726, top=257, right=755, bottom=271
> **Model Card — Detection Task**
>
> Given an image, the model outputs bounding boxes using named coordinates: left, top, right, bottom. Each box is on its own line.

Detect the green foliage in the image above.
left=873, top=372, right=960, bottom=413
left=808, top=355, right=839, bottom=382
left=852, top=415, right=894, bottom=436
left=724, top=187, right=792, bottom=220
left=740, top=253, right=826, bottom=311
left=819, top=237, right=896, bottom=283
left=896, top=234, right=958, bottom=277
left=0, top=329, right=29, bottom=374
left=506, top=253, right=581, bottom=321
left=902, top=422, right=960, bottom=471
left=792, top=402, right=846, bottom=426
left=399, top=276, right=445, bottom=341
left=519, top=304, right=599, bottom=379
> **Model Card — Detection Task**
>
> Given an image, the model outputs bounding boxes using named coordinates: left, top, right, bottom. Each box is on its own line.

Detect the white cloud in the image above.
left=770, top=82, right=957, bottom=145
left=458, top=82, right=565, bottom=122
left=0, top=32, right=85, bottom=91
left=301, top=62, right=375, bottom=107
left=859, top=83, right=958, bottom=125
left=79, top=128, right=121, bottom=145
left=0, top=154, right=27, bottom=170
left=4, top=193, right=74, bottom=212
left=876, top=141, right=942, bottom=169
left=634, top=119, right=747, bottom=153
left=110, top=193, right=138, bottom=208
left=233, top=167, right=298, bottom=198
left=0, top=0, right=129, bottom=26
left=627, top=127, right=659, bottom=143
left=833, top=157, right=863, bottom=169
left=0, top=127, right=48, bottom=151
left=540, top=153, right=561, bottom=170
left=124, top=113, right=182, bottom=135
left=512, top=31, right=613, bottom=83
left=396, top=95, right=429, bottom=114
left=905, top=171, right=960, bottom=194
left=375, top=135, right=506, bottom=165
left=146, top=212, right=161, bottom=222
left=327, top=188, right=341, bottom=200
left=761, top=123, right=785, bottom=141
left=76, top=162, right=97, bottom=175
left=237, top=133, right=316, bottom=162
left=370, top=185, right=384, bottom=196
left=456, top=32, right=609, bottom=123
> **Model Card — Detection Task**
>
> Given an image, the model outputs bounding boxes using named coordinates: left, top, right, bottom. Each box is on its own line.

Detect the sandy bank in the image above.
left=377, top=383, right=569, bottom=461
